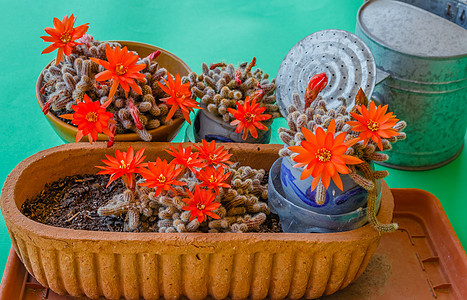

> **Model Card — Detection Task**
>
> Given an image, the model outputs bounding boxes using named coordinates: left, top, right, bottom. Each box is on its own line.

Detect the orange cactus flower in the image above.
left=288, top=119, right=363, bottom=192
left=304, top=73, right=328, bottom=109
left=157, top=72, right=201, bottom=124
left=227, top=96, right=272, bottom=140
left=60, top=94, right=115, bottom=143
left=139, top=158, right=186, bottom=197
left=195, top=166, right=231, bottom=194
left=96, top=147, right=147, bottom=190
left=165, top=144, right=206, bottom=172
left=41, top=14, right=89, bottom=65
left=90, top=45, right=146, bottom=100
left=182, top=186, right=221, bottom=223
left=194, top=140, right=233, bottom=167
left=347, top=101, right=400, bottom=151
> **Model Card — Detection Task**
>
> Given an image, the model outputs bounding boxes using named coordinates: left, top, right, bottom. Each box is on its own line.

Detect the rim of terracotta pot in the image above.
left=36, top=41, right=189, bottom=142
left=1, top=142, right=393, bottom=243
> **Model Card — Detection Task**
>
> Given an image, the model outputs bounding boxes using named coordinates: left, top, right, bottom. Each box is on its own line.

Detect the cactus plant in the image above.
left=96, top=142, right=271, bottom=233
left=183, top=58, right=281, bottom=141
left=40, top=37, right=179, bottom=142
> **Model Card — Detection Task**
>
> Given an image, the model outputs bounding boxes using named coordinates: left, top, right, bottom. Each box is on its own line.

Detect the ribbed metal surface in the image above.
left=356, top=0, right=467, bottom=169
left=276, top=29, right=376, bottom=116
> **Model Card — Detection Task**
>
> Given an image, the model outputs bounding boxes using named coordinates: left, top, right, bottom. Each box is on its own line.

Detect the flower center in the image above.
left=85, top=111, right=98, bottom=122
left=115, top=64, right=127, bottom=76
left=187, top=157, right=192, bottom=163
left=208, top=175, right=216, bottom=183
left=315, top=148, right=332, bottom=162
left=196, top=203, right=205, bottom=210
left=60, top=32, right=72, bottom=44
left=367, top=119, right=380, bottom=132
left=244, top=113, right=256, bottom=123
left=119, top=160, right=128, bottom=169
left=209, top=154, right=217, bottom=161
left=157, top=174, right=166, bottom=183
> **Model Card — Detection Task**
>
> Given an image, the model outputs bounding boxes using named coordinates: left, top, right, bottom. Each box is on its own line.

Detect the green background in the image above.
left=0, top=0, right=465, bottom=278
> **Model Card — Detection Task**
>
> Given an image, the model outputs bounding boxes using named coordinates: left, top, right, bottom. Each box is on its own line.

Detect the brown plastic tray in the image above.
left=0, top=188, right=466, bottom=300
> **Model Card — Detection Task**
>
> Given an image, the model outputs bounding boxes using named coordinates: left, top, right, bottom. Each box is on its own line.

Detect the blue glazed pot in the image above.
left=280, top=155, right=381, bottom=215
left=193, top=110, right=272, bottom=143
left=269, top=157, right=381, bottom=233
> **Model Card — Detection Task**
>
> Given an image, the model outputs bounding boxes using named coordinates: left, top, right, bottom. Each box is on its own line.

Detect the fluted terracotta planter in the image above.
left=36, top=41, right=189, bottom=143
left=0, top=143, right=394, bottom=300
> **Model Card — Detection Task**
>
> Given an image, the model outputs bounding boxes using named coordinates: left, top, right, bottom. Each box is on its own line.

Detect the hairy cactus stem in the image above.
left=42, top=91, right=65, bottom=114
left=40, top=78, right=58, bottom=94
left=360, top=162, right=398, bottom=233
left=314, top=182, right=327, bottom=205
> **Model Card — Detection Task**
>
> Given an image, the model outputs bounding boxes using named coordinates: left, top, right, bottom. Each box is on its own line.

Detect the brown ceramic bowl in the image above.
left=36, top=41, right=190, bottom=143
left=1, top=143, right=395, bottom=299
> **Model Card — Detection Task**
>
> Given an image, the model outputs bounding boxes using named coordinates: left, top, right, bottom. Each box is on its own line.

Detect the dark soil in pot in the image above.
left=20, top=173, right=282, bottom=233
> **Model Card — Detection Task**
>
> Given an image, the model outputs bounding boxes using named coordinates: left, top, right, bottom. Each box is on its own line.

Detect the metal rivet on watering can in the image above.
left=356, top=0, right=467, bottom=170
left=275, top=29, right=377, bottom=117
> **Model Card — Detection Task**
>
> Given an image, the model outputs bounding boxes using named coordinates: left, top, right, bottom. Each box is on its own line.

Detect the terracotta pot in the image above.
left=36, top=41, right=189, bottom=143
left=0, top=143, right=394, bottom=300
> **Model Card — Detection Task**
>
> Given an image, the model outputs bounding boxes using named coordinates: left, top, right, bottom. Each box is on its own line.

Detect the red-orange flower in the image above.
left=96, top=147, right=147, bottom=190
left=194, top=140, right=233, bottom=167
left=347, top=101, right=399, bottom=151
left=139, top=158, right=186, bottom=197
left=60, top=94, right=115, bottom=143
left=195, top=166, right=231, bottom=194
left=157, top=72, right=201, bottom=124
left=304, top=73, right=328, bottom=109
left=227, top=96, right=271, bottom=140
left=182, top=186, right=221, bottom=223
left=288, top=119, right=363, bottom=191
left=165, top=144, right=206, bottom=172
left=41, top=14, right=89, bottom=65
left=90, top=45, right=146, bottom=100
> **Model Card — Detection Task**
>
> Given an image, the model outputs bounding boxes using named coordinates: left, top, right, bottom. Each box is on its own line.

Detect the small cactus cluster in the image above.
left=183, top=58, right=281, bottom=123
left=98, top=164, right=270, bottom=233
left=39, top=37, right=176, bottom=141
left=278, top=92, right=407, bottom=161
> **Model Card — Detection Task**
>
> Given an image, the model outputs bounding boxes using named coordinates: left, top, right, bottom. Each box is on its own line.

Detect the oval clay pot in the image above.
left=1, top=143, right=394, bottom=300
left=193, top=109, right=273, bottom=144
left=36, top=41, right=189, bottom=143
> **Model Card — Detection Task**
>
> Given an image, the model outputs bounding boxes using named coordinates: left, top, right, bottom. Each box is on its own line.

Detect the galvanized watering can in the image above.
left=276, top=1, right=467, bottom=170
left=355, top=0, right=467, bottom=170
